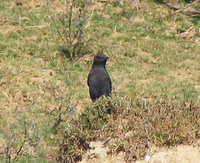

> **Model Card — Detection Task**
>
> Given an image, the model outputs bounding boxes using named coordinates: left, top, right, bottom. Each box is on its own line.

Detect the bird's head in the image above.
left=93, top=53, right=109, bottom=67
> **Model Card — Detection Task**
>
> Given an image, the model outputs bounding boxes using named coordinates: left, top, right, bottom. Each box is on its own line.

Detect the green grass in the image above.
left=0, top=0, right=200, bottom=162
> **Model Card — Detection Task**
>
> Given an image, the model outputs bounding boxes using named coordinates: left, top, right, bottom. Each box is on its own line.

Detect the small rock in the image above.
left=145, top=155, right=150, bottom=162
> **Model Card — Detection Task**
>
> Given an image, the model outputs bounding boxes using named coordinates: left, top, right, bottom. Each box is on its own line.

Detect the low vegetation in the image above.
left=58, top=97, right=200, bottom=162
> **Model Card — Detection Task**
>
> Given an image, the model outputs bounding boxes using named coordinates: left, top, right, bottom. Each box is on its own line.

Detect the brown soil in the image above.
left=80, top=140, right=200, bottom=163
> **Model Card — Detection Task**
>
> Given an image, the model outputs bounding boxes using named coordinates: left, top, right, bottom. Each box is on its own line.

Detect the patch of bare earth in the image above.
left=80, top=140, right=200, bottom=163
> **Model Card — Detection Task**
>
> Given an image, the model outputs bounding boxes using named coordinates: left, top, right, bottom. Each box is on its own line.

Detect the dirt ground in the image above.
left=80, top=140, right=200, bottom=163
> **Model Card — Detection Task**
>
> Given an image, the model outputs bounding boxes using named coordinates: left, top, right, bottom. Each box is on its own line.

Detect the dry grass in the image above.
left=0, top=0, right=200, bottom=162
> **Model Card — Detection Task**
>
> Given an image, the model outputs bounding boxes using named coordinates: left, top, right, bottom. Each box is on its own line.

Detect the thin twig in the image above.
left=47, top=0, right=67, bottom=44
left=163, top=0, right=200, bottom=17
left=5, top=144, right=11, bottom=163
left=134, top=0, right=143, bottom=17
left=13, top=139, right=27, bottom=162
left=85, top=4, right=96, bottom=28
left=135, top=5, right=143, bottom=17
left=68, top=0, right=73, bottom=48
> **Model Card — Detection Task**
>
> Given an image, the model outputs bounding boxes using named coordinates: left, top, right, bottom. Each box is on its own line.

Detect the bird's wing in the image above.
left=90, top=69, right=111, bottom=91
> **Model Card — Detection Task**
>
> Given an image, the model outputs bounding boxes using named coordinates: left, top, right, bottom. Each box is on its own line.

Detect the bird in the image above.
left=87, top=53, right=112, bottom=102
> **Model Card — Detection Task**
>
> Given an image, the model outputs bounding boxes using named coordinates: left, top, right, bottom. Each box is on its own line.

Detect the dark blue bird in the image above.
left=87, top=54, right=112, bottom=101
